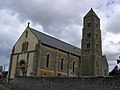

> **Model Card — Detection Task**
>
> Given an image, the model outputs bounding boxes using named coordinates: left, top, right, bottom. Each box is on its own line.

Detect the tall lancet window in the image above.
left=87, top=22, right=91, bottom=28
left=87, top=33, right=91, bottom=39
left=87, top=42, right=90, bottom=48
left=25, top=31, right=28, bottom=38
left=46, top=54, right=50, bottom=68
left=61, top=58, right=64, bottom=70
left=22, top=42, right=29, bottom=53
left=73, top=61, right=75, bottom=73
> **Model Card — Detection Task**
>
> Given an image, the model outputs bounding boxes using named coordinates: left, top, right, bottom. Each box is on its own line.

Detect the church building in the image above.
left=8, top=8, right=109, bottom=79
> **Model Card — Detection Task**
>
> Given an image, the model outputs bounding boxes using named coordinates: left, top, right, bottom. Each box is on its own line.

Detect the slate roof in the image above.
left=102, top=55, right=109, bottom=65
left=31, top=28, right=81, bottom=56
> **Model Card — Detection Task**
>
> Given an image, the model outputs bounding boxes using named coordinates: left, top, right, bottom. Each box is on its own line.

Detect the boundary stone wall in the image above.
left=13, top=76, right=120, bottom=90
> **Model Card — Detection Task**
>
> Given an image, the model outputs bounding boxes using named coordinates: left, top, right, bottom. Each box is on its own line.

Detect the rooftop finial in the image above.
left=27, top=22, right=30, bottom=27
left=91, top=5, right=93, bottom=10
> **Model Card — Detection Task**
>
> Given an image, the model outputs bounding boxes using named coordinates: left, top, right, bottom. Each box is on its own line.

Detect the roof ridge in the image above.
left=31, top=28, right=80, bottom=50
left=30, top=27, right=81, bottom=56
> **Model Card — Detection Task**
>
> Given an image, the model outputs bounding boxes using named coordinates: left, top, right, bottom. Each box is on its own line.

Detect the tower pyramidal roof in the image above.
left=84, top=8, right=99, bottom=19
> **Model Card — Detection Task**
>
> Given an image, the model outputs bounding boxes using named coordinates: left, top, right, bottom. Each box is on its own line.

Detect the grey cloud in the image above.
left=1, top=0, right=120, bottom=71
left=0, top=56, right=9, bottom=66
left=37, top=24, right=81, bottom=48
left=7, top=0, right=85, bottom=48
left=106, top=4, right=120, bottom=34
left=109, top=41, right=120, bottom=45
left=107, top=20, right=120, bottom=34
left=8, top=0, right=83, bottom=26
left=103, top=41, right=120, bottom=61
left=0, top=31, right=16, bottom=66
left=106, top=53, right=120, bottom=61
left=0, top=34, right=13, bottom=66
left=109, top=41, right=120, bottom=51
left=0, top=0, right=7, bottom=9
left=0, top=30, right=13, bottom=67
left=106, top=0, right=115, bottom=6
left=0, top=8, right=27, bottom=68
left=105, top=52, right=119, bottom=71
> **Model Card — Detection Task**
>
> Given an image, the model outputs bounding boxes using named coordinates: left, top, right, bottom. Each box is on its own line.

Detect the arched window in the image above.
left=87, top=22, right=91, bottom=28
left=21, top=42, right=29, bottom=53
left=86, top=42, right=90, bottom=48
left=61, top=58, right=64, bottom=70
left=96, top=33, right=98, bottom=39
left=87, top=33, right=91, bottom=39
left=18, top=60, right=27, bottom=76
left=25, top=42, right=28, bottom=52
left=72, top=61, right=75, bottom=73
left=22, top=43, right=25, bottom=52
left=46, top=54, right=50, bottom=68
left=96, top=23, right=98, bottom=28
left=25, top=31, right=28, bottom=38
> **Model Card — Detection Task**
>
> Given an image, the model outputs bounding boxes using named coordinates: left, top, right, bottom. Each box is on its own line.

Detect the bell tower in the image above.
left=81, top=8, right=102, bottom=76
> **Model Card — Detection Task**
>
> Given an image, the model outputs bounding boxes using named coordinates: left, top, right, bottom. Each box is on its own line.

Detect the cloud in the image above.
left=9, top=0, right=84, bottom=25
left=0, top=8, right=45, bottom=69
left=104, top=1, right=120, bottom=34
left=1, top=0, right=120, bottom=72
left=0, top=9, right=26, bottom=67
left=7, top=0, right=86, bottom=48
left=106, top=0, right=115, bottom=6
left=102, top=32, right=120, bottom=71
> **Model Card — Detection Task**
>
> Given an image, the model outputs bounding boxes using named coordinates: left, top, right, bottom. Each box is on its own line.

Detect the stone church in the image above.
left=8, top=8, right=108, bottom=79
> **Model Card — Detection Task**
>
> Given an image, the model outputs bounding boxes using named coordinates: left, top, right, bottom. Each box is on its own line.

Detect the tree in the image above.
left=109, top=65, right=120, bottom=76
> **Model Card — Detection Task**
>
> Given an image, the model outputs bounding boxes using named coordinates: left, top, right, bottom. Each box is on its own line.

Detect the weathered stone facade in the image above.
left=81, top=8, right=107, bottom=76
left=7, top=26, right=80, bottom=79
left=7, top=8, right=109, bottom=80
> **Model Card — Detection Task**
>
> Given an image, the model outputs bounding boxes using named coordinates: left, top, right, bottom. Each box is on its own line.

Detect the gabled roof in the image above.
left=30, top=28, right=81, bottom=56
left=102, top=55, right=109, bottom=66
left=84, top=8, right=99, bottom=19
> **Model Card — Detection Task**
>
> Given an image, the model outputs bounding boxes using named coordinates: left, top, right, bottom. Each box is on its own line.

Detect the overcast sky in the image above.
left=0, top=0, right=120, bottom=71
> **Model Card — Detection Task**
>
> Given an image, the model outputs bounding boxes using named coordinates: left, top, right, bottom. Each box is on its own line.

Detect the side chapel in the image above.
left=8, top=8, right=109, bottom=79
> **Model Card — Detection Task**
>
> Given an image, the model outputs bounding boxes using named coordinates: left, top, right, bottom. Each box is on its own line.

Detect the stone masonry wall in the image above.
left=13, top=76, right=120, bottom=90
